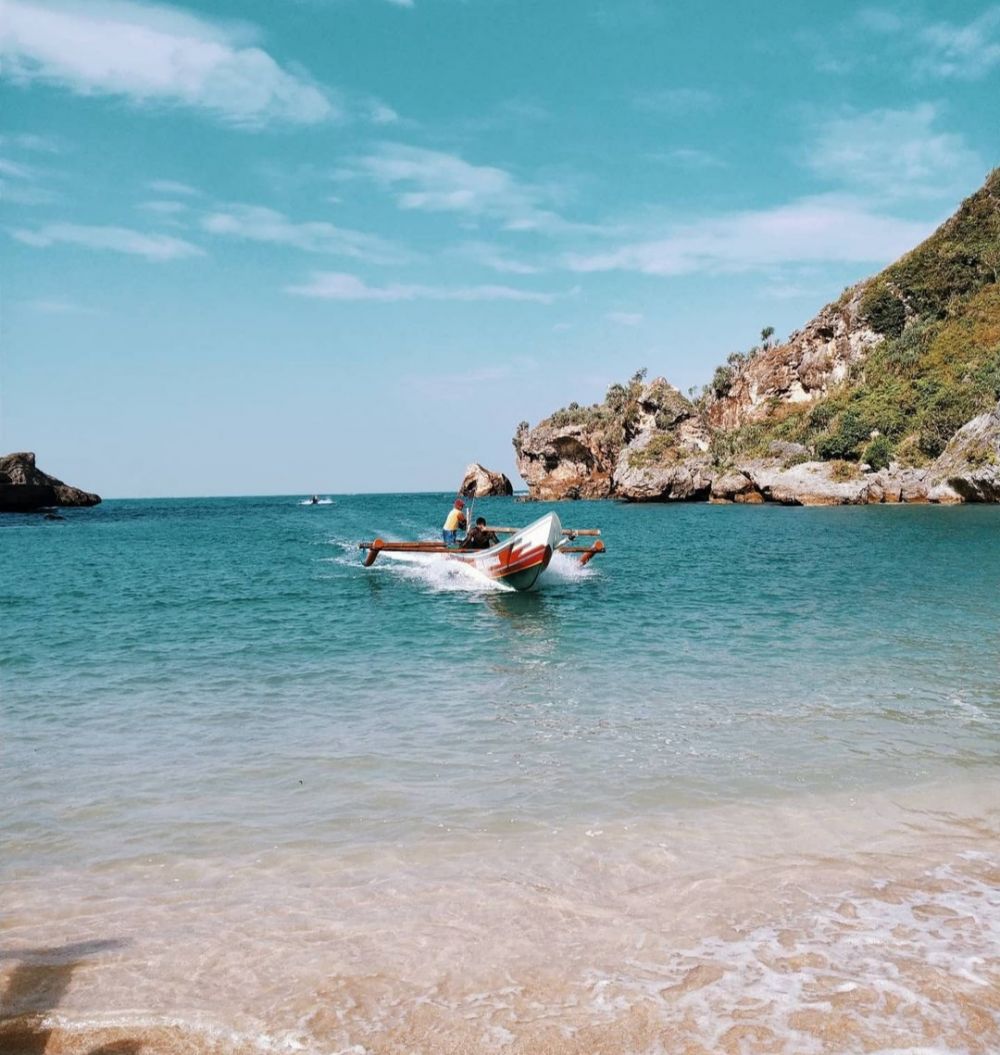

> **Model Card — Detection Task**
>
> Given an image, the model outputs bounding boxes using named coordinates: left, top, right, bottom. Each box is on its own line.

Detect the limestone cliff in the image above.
left=513, top=169, right=1000, bottom=505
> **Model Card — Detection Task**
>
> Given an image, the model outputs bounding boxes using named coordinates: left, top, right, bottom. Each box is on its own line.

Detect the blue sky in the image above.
left=1, top=0, right=997, bottom=496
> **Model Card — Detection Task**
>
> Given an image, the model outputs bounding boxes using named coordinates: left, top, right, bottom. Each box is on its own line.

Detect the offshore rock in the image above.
left=0, top=452, right=101, bottom=512
left=460, top=462, right=514, bottom=497
left=931, top=399, right=1000, bottom=502
left=706, top=285, right=883, bottom=430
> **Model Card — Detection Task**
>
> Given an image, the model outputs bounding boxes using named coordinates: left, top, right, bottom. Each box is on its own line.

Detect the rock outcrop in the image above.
left=931, top=399, right=1000, bottom=502
left=0, top=452, right=101, bottom=511
left=460, top=462, right=514, bottom=497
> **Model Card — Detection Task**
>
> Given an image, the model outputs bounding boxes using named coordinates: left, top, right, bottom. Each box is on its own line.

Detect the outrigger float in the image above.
left=359, top=512, right=604, bottom=592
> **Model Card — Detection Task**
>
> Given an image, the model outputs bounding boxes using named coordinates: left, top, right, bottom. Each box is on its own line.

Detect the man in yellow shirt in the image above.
left=442, top=498, right=467, bottom=546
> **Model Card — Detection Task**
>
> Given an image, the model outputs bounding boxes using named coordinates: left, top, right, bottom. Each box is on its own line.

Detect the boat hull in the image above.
left=451, top=512, right=562, bottom=591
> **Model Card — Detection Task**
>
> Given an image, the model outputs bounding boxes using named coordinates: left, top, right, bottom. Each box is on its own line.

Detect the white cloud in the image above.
left=353, top=143, right=576, bottom=232
left=806, top=104, right=984, bottom=200
left=369, top=101, right=400, bottom=125
left=919, top=7, right=1000, bottom=78
left=138, top=199, right=189, bottom=215
left=0, top=131, right=60, bottom=152
left=606, top=311, right=643, bottom=326
left=286, top=271, right=557, bottom=303
left=12, top=222, right=204, bottom=260
left=147, top=179, right=199, bottom=196
left=649, top=147, right=724, bottom=169
left=566, top=196, right=935, bottom=276
left=0, top=157, right=35, bottom=179
left=201, top=204, right=409, bottom=264
left=855, top=6, right=1000, bottom=80
left=0, top=0, right=334, bottom=126
left=457, top=242, right=542, bottom=274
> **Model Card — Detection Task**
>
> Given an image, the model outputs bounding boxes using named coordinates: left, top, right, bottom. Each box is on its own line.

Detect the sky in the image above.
left=1, top=0, right=997, bottom=497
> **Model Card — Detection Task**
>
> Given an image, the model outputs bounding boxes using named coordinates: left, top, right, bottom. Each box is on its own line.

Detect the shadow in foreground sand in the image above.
left=0, top=940, right=134, bottom=1055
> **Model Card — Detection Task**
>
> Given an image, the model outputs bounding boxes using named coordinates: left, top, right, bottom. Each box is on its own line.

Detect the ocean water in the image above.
left=2, top=495, right=999, bottom=1055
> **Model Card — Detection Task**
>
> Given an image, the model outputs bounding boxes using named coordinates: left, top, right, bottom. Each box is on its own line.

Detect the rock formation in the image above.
left=513, top=169, right=1000, bottom=506
left=932, top=399, right=1000, bottom=502
left=705, top=285, right=883, bottom=430
left=0, top=452, right=101, bottom=512
left=460, top=462, right=514, bottom=497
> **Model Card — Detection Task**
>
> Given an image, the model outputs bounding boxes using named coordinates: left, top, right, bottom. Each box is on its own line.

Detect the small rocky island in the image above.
left=460, top=462, right=514, bottom=497
left=0, top=452, right=101, bottom=512
left=515, top=170, right=1000, bottom=505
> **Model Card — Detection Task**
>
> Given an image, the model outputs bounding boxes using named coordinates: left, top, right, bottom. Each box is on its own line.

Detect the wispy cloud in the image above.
left=409, top=359, right=539, bottom=399
left=12, top=223, right=204, bottom=261
left=0, top=131, right=61, bottom=152
left=457, top=242, right=543, bottom=274
left=566, top=196, right=935, bottom=276
left=352, top=143, right=585, bottom=233
left=0, top=156, right=36, bottom=179
left=0, top=0, right=335, bottom=126
left=606, top=311, right=643, bottom=326
left=850, top=6, right=1000, bottom=80
left=138, top=199, right=190, bottom=216
left=648, top=147, right=725, bottom=169
left=917, top=7, right=1000, bottom=78
left=286, top=271, right=557, bottom=303
left=147, top=179, right=199, bottom=196
left=201, top=204, right=409, bottom=264
left=805, top=104, right=984, bottom=201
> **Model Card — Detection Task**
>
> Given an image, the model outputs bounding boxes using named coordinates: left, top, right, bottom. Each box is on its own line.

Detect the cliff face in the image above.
left=513, top=170, right=1000, bottom=505
left=0, top=452, right=101, bottom=511
left=705, top=285, right=883, bottom=430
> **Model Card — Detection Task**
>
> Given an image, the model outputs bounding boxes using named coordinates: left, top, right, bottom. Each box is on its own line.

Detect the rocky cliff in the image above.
left=0, top=452, right=101, bottom=511
left=514, top=169, right=1000, bottom=505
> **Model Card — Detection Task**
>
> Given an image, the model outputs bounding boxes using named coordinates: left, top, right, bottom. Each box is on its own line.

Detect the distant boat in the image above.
left=359, top=512, right=604, bottom=591
left=301, top=496, right=333, bottom=506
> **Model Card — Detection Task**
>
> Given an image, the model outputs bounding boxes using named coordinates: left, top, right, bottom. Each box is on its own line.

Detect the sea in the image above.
left=2, top=494, right=999, bottom=1055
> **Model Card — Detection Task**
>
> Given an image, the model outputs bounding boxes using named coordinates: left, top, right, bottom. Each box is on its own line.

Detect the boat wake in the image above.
left=299, top=498, right=333, bottom=505
left=377, top=551, right=515, bottom=593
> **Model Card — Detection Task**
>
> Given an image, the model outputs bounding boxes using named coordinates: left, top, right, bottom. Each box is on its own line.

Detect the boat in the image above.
left=359, top=512, right=604, bottom=592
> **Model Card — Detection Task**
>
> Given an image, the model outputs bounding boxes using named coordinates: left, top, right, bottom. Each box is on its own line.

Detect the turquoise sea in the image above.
left=3, top=495, right=999, bottom=1054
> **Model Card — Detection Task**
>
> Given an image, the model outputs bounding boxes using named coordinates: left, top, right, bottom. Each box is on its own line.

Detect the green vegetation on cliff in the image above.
left=715, top=170, right=1000, bottom=467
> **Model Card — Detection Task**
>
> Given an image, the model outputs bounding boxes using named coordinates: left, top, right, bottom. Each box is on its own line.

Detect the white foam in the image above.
left=377, top=550, right=514, bottom=593
left=299, top=498, right=333, bottom=505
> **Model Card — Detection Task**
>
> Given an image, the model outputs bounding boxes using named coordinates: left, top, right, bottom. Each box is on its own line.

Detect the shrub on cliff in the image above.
left=862, top=435, right=894, bottom=470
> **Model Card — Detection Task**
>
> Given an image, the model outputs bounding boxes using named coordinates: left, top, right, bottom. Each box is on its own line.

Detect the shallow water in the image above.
left=2, top=496, right=999, bottom=1053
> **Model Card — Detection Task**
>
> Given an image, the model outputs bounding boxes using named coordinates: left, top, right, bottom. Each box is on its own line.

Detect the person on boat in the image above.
left=442, top=498, right=467, bottom=546
left=462, top=517, right=499, bottom=549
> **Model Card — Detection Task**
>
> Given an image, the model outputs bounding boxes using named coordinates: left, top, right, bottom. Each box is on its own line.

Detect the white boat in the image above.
left=359, top=512, right=603, bottom=591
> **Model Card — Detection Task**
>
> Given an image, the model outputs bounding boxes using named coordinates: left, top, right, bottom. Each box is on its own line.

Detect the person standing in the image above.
left=442, top=498, right=467, bottom=546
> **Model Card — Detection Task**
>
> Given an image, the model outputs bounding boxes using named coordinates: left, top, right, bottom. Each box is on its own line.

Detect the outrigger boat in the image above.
left=359, top=512, right=604, bottom=592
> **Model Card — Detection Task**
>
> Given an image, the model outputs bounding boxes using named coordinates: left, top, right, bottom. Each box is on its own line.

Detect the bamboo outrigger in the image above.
left=359, top=512, right=605, bottom=590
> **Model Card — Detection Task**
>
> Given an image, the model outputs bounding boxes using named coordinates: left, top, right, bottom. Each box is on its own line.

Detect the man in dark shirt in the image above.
left=462, top=517, right=499, bottom=549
